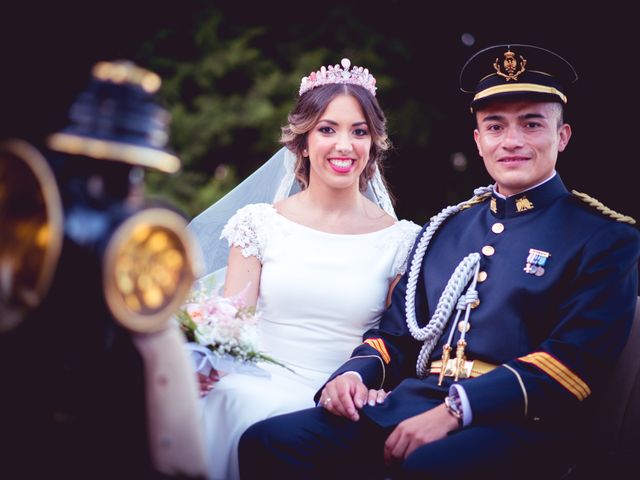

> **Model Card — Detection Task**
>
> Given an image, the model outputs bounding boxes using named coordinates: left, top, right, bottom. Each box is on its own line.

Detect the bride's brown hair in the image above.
left=280, top=83, right=392, bottom=195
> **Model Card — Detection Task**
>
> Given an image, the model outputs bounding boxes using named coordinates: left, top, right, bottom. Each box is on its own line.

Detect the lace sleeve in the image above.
left=219, top=203, right=276, bottom=262
left=391, top=220, right=422, bottom=276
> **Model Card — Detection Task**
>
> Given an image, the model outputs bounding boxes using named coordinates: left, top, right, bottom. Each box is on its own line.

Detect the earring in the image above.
left=303, top=149, right=308, bottom=157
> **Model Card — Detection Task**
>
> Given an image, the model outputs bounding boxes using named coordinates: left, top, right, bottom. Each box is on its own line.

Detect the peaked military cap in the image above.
left=48, top=60, right=180, bottom=173
left=460, top=44, right=578, bottom=112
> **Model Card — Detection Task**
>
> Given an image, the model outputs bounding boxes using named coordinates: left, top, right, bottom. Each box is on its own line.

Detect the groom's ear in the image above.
left=473, top=129, right=483, bottom=158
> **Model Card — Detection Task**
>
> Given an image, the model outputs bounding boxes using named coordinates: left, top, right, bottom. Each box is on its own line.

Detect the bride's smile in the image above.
left=306, top=94, right=371, bottom=190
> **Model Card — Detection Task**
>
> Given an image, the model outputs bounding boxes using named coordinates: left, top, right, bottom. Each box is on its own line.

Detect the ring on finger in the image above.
left=323, top=397, right=332, bottom=407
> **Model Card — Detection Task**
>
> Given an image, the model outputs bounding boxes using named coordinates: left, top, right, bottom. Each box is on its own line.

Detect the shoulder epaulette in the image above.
left=572, top=190, right=636, bottom=225
left=459, top=191, right=492, bottom=211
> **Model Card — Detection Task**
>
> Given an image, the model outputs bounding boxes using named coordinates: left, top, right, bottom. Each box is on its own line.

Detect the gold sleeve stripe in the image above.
left=518, top=352, right=591, bottom=401
left=363, top=338, right=391, bottom=364
left=519, top=352, right=590, bottom=400
left=372, top=339, right=391, bottom=364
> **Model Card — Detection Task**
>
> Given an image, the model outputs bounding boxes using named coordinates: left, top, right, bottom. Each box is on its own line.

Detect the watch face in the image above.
left=0, top=140, right=63, bottom=332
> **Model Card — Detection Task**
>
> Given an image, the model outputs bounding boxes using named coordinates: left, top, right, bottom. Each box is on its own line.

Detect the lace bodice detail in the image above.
left=220, top=203, right=275, bottom=262
left=387, top=219, right=422, bottom=275
left=220, top=203, right=420, bottom=276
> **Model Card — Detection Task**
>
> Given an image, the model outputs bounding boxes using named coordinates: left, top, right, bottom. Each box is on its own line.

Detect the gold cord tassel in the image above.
left=438, top=344, right=452, bottom=386
left=454, top=339, right=467, bottom=382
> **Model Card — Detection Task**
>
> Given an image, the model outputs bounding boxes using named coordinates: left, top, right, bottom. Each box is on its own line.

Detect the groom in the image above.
left=238, top=44, right=640, bottom=479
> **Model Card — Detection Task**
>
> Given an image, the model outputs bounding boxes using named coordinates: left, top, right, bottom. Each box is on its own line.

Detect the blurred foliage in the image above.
left=3, top=2, right=636, bottom=223
left=135, top=2, right=449, bottom=221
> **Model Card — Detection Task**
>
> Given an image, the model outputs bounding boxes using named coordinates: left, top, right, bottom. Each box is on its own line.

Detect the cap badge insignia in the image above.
left=493, top=49, right=527, bottom=81
left=516, top=195, right=534, bottom=212
left=524, top=248, right=550, bottom=276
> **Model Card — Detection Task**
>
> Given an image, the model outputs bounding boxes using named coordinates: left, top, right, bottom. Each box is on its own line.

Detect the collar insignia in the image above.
left=516, top=195, right=534, bottom=212
left=490, top=197, right=497, bottom=213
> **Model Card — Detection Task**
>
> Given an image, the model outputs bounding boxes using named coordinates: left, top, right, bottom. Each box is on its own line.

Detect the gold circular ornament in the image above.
left=491, top=223, right=505, bottom=234
left=0, top=140, right=63, bottom=332
left=481, top=245, right=495, bottom=256
left=103, top=209, right=199, bottom=333
left=458, top=322, right=471, bottom=333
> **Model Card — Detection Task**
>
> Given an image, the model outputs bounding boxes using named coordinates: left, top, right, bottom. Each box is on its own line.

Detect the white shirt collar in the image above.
left=493, top=171, right=557, bottom=199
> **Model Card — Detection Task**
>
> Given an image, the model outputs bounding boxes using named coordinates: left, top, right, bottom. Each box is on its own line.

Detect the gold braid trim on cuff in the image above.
left=502, top=364, right=528, bottom=418
left=349, top=355, right=386, bottom=390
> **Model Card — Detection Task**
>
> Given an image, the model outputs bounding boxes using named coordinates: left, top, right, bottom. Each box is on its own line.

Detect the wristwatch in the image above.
left=444, top=394, right=463, bottom=427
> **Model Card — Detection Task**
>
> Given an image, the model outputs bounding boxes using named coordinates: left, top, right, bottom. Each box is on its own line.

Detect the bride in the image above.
left=187, top=58, right=421, bottom=480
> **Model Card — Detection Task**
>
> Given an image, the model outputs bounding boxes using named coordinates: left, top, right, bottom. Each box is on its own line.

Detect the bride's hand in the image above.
left=197, top=369, right=221, bottom=397
left=366, top=388, right=389, bottom=406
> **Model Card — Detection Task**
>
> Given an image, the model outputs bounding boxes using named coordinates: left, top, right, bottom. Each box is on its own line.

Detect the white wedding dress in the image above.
left=201, top=203, right=420, bottom=479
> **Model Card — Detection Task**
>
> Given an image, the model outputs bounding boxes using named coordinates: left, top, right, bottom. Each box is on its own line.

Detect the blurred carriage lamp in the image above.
left=214, top=163, right=230, bottom=180
left=461, top=33, right=476, bottom=47
left=451, top=151, right=468, bottom=172
left=1, top=59, right=208, bottom=478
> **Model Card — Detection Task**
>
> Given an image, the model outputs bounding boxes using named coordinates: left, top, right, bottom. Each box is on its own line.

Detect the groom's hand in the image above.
left=319, top=372, right=368, bottom=421
left=383, top=403, right=459, bottom=464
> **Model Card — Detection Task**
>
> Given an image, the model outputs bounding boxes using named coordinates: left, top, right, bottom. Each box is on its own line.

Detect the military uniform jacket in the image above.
left=326, top=175, right=640, bottom=428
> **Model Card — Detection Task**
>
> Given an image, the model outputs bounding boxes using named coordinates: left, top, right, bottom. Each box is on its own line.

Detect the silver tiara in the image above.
left=299, top=58, right=377, bottom=97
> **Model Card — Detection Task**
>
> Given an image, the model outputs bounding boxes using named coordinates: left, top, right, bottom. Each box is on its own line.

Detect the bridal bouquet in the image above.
left=176, top=278, right=290, bottom=377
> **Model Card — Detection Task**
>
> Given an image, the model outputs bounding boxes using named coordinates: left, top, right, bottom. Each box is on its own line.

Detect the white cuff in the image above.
left=449, top=384, right=472, bottom=427
left=341, top=371, right=363, bottom=383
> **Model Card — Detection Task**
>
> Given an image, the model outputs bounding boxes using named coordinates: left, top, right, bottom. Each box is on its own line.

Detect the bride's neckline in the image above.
left=270, top=205, right=398, bottom=236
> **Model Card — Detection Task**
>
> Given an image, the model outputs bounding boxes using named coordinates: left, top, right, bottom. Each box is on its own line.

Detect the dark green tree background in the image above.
left=2, top=1, right=637, bottom=224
